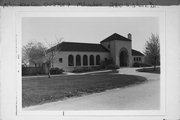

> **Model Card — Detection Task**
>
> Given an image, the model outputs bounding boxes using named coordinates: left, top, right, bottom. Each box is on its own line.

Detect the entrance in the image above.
left=119, top=50, right=128, bottom=67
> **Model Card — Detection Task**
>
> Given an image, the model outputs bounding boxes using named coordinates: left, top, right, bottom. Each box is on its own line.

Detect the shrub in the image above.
left=72, top=68, right=84, bottom=73
left=22, top=67, right=46, bottom=76
left=72, top=66, right=102, bottom=73
left=133, top=62, right=152, bottom=67
left=100, top=58, right=114, bottom=69
left=133, top=62, right=140, bottom=67
left=106, top=64, right=120, bottom=70
left=72, top=67, right=90, bottom=73
left=50, top=67, right=64, bottom=75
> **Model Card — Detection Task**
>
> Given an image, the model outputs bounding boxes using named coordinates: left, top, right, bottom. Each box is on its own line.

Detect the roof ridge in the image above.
left=62, top=41, right=101, bottom=45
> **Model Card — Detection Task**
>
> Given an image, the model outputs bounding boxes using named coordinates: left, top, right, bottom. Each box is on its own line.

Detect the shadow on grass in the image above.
left=136, top=67, right=160, bottom=74
left=22, top=70, right=147, bottom=108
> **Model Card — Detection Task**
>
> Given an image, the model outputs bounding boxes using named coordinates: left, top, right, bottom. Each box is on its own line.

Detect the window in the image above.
left=139, top=57, right=141, bottom=61
left=76, top=55, right=81, bottom=66
left=68, top=55, right=74, bottom=66
left=134, top=57, right=136, bottom=61
left=96, top=55, right=100, bottom=65
left=59, top=58, right=63, bottom=63
left=108, top=44, right=110, bottom=49
left=90, top=55, right=94, bottom=65
left=83, top=55, right=88, bottom=66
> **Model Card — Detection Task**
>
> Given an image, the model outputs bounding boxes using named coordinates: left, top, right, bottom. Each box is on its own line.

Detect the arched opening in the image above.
left=68, top=55, right=74, bottom=66
left=96, top=55, right=100, bottom=65
left=83, top=55, right=88, bottom=66
left=76, top=55, right=81, bottom=66
left=90, top=55, right=94, bottom=65
left=119, top=49, right=128, bottom=67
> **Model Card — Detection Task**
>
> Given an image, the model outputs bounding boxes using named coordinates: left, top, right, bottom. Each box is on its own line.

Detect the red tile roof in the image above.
left=100, top=33, right=131, bottom=43
left=47, top=42, right=109, bottom=53
left=132, top=49, right=144, bottom=56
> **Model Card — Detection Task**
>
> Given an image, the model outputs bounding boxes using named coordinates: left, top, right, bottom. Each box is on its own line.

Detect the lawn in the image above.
left=22, top=71, right=147, bottom=107
left=136, top=67, right=160, bottom=74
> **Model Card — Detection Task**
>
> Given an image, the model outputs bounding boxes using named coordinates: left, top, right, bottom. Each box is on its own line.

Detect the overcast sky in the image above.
left=22, top=17, right=159, bottom=52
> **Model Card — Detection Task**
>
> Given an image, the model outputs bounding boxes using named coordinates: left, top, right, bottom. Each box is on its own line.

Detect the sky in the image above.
left=22, top=17, right=159, bottom=52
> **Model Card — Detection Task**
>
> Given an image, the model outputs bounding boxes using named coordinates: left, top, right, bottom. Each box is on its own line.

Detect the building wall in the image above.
left=101, top=40, right=132, bottom=67
left=114, top=40, right=132, bottom=67
left=132, top=56, right=145, bottom=64
left=50, top=51, right=110, bottom=71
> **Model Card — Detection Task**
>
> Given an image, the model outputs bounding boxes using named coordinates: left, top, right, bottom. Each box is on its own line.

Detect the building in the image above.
left=46, top=33, right=144, bottom=71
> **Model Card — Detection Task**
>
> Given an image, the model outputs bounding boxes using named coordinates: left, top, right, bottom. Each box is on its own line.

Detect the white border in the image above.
left=15, top=7, right=166, bottom=117
left=5, top=6, right=180, bottom=120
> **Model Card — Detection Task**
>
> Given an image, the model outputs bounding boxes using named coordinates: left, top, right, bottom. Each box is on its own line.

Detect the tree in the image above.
left=144, top=33, right=160, bottom=71
left=22, top=42, right=47, bottom=67
left=44, top=36, right=63, bottom=78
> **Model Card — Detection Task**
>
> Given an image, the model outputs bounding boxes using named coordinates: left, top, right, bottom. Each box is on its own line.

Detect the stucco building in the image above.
left=47, top=33, right=144, bottom=71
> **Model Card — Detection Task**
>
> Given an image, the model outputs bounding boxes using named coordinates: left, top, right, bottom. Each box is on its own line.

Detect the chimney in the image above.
left=128, top=33, right=132, bottom=40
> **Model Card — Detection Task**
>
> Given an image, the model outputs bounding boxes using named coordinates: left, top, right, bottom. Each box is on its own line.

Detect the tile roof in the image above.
left=100, top=33, right=131, bottom=43
left=47, top=42, right=109, bottom=53
left=132, top=49, right=144, bottom=56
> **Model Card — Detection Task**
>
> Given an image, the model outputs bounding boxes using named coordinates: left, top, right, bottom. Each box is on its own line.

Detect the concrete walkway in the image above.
left=24, top=67, right=160, bottom=110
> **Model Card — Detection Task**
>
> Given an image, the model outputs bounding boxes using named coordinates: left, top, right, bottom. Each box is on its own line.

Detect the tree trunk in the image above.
left=47, top=66, right=51, bottom=78
left=153, top=57, right=157, bottom=71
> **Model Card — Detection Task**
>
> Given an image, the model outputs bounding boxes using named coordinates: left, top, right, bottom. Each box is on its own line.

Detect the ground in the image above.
left=22, top=70, right=146, bottom=107
left=136, top=67, right=160, bottom=74
left=23, top=67, right=160, bottom=110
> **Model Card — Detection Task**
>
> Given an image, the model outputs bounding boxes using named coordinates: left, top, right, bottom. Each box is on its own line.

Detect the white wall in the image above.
left=101, top=40, right=132, bottom=66
left=52, top=51, right=110, bottom=71
left=132, top=56, right=145, bottom=64
left=114, top=40, right=132, bottom=67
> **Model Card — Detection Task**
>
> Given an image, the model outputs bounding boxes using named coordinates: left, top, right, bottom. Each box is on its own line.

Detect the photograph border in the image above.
left=15, top=7, right=166, bottom=117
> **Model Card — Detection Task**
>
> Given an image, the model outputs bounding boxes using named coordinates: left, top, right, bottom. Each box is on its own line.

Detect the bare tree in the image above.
left=44, top=36, right=63, bottom=78
left=144, top=33, right=160, bottom=71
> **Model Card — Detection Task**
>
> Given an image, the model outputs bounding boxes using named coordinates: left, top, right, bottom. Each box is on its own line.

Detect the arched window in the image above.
left=83, top=55, right=88, bottom=66
left=90, top=55, right=94, bottom=65
left=68, top=55, right=74, bottom=66
left=96, top=55, right=100, bottom=65
left=76, top=55, right=81, bottom=66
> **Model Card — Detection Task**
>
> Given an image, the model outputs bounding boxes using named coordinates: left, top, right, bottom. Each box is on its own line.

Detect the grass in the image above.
left=22, top=70, right=147, bottom=107
left=136, top=67, right=160, bottom=74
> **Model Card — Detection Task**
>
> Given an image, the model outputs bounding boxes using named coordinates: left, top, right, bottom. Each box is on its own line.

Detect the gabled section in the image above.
left=100, top=33, right=131, bottom=43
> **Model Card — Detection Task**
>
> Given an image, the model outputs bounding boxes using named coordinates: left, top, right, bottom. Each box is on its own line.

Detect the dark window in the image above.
left=68, top=55, right=74, bottom=66
left=59, top=58, right=63, bottom=63
left=83, top=55, right=88, bottom=66
left=134, top=57, right=136, bottom=61
left=90, top=55, right=94, bottom=65
left=139, top=57, right=141, bottom=61
left=96, top=55, right=100, bottom=65
left=76, top=55, right=81, bottom=66
left=108, top=44, right=110, bottom=48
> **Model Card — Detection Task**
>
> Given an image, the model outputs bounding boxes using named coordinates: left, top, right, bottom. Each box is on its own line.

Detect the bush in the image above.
left=72, top=66, right=102, bottom=73
left=50, top=68, right=64, bottom=75
left=72, top=67, right=90, bottom=73
left=133, top=62, right=152, bottom=67
left=133, top=62, right=140, bottom=67
left=106, top=64, right=120, bottom=70
left=22, top=67, right=46, bottom=76
left=100, top=58, right=114, bottom=69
